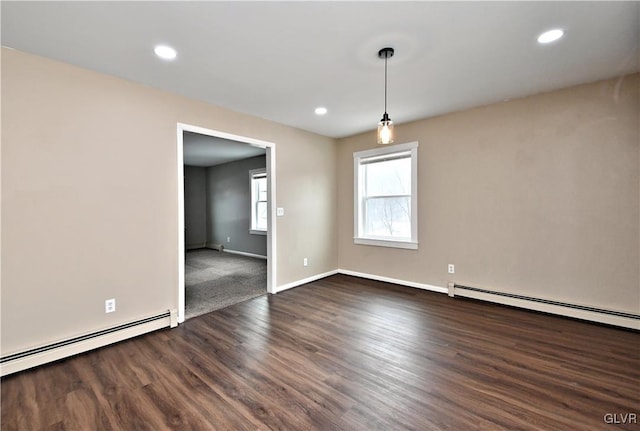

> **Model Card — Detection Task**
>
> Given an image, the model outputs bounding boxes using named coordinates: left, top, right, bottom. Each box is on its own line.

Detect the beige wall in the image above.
left=1, top=48, right=337, bottom=354
left=337, top=74, right=639, bottom=314
left=2, top=46, right=638, bottom=358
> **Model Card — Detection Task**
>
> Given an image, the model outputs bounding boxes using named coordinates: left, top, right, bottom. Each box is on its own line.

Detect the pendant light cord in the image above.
left=384, top=55, right=388, bottom=114
left=377, top=47, right=394, bottom=123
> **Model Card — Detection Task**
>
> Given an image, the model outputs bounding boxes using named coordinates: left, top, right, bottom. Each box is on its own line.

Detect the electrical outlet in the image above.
left=277, top=207, right=285, bottom=217
left=448, top=264, right=455, bottom=274
left=105, top=298, right=116, bottom=313
left=227, top=236, right=231, bottom=243
left=303, top=258, right=308, bottom=267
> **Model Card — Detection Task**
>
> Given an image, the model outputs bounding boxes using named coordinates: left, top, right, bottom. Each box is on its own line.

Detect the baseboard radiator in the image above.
left=206, top=243, right=224, bottom=252
left=0, top=310, right=177, bottom=377
left=448, top=283, right=640, bottom=330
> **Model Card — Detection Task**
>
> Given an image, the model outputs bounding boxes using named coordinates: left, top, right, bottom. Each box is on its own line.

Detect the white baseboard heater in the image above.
left=206, top=243, right=224, bottom=252
left=449, top=283, right=640, bottom=330
left=0, top=310, right=177, bottom=377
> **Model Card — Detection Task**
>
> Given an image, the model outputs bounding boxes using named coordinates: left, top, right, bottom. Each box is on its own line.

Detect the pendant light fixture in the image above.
left=377, top=47, right=395, bottom=145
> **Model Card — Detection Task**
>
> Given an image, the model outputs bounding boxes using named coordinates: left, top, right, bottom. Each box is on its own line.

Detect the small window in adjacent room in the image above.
left=353, top=142, right=418, bottom=249
left=250, top=168, right=267, bottom=235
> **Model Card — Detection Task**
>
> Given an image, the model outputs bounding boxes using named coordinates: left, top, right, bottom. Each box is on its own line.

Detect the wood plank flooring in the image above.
left=2, top=274, right=639, bottom=430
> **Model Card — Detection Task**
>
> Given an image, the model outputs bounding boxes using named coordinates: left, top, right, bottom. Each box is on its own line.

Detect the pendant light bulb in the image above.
left=378, top=113, right=394, bottom=145
left=377, top=47, right=395, bottom=145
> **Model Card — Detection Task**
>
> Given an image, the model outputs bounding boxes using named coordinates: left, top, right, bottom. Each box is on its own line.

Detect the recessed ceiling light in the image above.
left=537, top=29, right=564, bottom=44
left=315, top=107, right=328, bottom=115
left=154, top=45, right=177, bottom=60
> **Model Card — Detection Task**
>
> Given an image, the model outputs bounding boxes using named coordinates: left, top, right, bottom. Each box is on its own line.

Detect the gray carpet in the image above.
left=185, top=249, right=267, bottom=319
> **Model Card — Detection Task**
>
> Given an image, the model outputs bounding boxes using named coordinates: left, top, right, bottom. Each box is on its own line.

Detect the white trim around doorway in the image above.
left=176, top=123, right=276, bottom=324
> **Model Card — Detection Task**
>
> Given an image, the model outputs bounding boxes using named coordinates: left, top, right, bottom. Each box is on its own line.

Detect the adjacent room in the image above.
left=1, top=2, right=638, bottom=430
left=183, top=132, right=268, bottom=319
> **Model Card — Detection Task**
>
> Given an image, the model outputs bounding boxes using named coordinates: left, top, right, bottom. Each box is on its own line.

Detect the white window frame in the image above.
left=250, top=168, right=267, bottom=235
left=353, top=141, right=418, bottom=249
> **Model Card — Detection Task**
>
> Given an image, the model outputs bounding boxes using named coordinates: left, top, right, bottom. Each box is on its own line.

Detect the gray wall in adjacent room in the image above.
left=207, top=155, right=267, bottom=256
left=184, top=166, right=207, bottom=249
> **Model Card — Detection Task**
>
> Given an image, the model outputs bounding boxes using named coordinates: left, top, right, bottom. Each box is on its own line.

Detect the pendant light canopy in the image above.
left=377, top=47, right=395, bottom=145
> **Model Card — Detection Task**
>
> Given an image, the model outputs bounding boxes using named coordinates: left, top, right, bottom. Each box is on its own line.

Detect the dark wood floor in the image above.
left=2, top=275, right=639, bottom=430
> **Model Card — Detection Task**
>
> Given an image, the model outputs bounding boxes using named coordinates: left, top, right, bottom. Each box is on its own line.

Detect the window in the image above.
left=250, top=168, right=267, bottom=234
left=353, top=142, right=418, bottom=249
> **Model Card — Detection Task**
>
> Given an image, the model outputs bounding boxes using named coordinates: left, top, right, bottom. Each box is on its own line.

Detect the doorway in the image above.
left=177, top=123, right=276, bottom=324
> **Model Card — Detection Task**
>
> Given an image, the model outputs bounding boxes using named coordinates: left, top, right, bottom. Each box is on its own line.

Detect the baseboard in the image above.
left=338, top=269, right=448, bottom=294
left=452, top=284, right=640, bottom=330
left=0, top=311, right=174, bottom=376
left=275, top=269, right=340, bottom=293
left=223, top=249, right=267, bottom=260
left=186, top=243, right=206, bottom=251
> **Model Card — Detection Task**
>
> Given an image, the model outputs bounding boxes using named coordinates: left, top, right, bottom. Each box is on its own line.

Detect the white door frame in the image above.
left=176, top=122, right=276, bottom=324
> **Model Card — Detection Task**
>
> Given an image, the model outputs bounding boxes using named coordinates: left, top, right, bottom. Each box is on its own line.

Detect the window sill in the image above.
left=354, top=237, right=418, bottom=250
left=250, top=229, right=267, bottom=236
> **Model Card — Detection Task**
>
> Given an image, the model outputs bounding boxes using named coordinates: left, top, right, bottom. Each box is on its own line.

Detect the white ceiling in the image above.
left=183, top=132, right=265, bottom=167
left=2, top=1, right=639, bottom=139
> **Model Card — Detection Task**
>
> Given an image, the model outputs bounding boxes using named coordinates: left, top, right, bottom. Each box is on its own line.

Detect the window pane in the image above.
left=257, top=177, right=267, bottom=201
left=364, top=196, right=411, bottom=238
left=365, top=157, right=411, bottom=197
left=257, top=177, right=267, bottom=192
left=251, top=173, right=267, bottom=232
left=256, top=202, right=268, bottom=230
